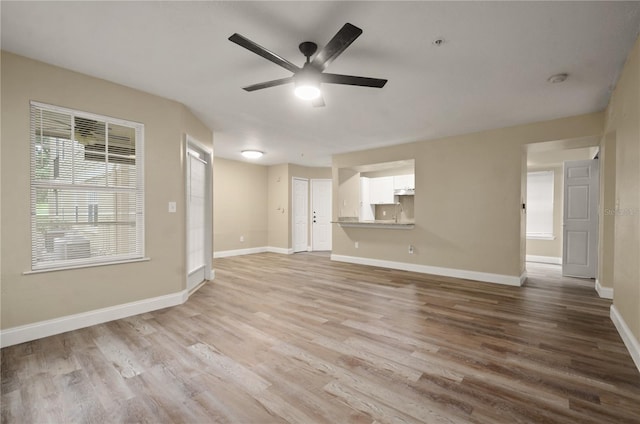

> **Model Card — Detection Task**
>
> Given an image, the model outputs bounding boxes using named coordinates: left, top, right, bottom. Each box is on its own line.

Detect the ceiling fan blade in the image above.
left=312, top=95, right=326, bottom=107
left=311, top=23, right=362, bottom=71
left=229, top=33, right=300, bottom=74
left=321, top=73, right=387, bottom=88
left=243, top=77, right=294, bottom=92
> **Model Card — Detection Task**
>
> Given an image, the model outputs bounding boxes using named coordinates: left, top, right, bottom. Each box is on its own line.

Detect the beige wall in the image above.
left=603, top=34, right=640, bottom=341
left=0, top=52, right=212, bottom=329
left=598, top=132, right=617, bottom=289
left=333, top=112, right=604, bottom=278
left=526, top=166, right=563, bottom=259
left=212, top=162, right=330, bottom=252
left=337, top=168, right=360, bottom=219
left=267, top=164, right=289, bottom=249
left=213, top=158, right=267, bottom=252
left=289, top=164, right=332, bottom=181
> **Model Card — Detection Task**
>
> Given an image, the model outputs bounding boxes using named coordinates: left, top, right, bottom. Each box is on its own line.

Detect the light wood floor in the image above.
left=2, top=253, right=639, bottom=423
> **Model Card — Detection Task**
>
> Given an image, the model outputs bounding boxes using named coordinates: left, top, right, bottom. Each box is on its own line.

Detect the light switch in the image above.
left=168, top=202, right=177, bottom=213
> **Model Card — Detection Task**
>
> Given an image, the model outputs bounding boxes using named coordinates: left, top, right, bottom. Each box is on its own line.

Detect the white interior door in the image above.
left=563, top=159, right=599, bottom=278
left=186, top=137, right=212, bottom=291
left=293, top=178, right=309, bottom=253
left=311, top=179, right=332, bottom=251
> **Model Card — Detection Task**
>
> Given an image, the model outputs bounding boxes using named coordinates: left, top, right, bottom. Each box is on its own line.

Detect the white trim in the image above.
left=267, top=246, right=294, bottom=255
left=526, top=234, right=556, bottom=240
left=213, top=246, right=294, bottom=258
left=520, top=271, right=528, bottom=285
left=0, top=289, right=189, bottom=348
left=526, top=255, right=562, bottom=265
left=331, top=254, right=523, bottom=286
left=595, top=279, right=614, bottom=299
left=610, top=305, right=640, bottom=373
left=214, top=247, right=267, bottom=258
left=24, top=257, right=151, bottom=275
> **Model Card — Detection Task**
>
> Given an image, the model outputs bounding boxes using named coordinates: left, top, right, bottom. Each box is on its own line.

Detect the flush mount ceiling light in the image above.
left=241, top=150, right=263, bottom=159
left=547, top=73, right=569, bottom=83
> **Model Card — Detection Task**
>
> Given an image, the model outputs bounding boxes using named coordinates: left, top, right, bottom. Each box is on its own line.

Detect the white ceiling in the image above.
left=2, top=1, right=639, bottom=167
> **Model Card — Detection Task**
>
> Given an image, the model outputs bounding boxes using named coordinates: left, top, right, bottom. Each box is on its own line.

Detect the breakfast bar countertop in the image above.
left=333, top=218, right=415, bottom=229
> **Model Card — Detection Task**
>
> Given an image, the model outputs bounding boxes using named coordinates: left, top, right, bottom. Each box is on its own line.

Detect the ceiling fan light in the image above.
left=294, top=84, right=321, bottom=100
left=241, top=150, right=263, bottom=159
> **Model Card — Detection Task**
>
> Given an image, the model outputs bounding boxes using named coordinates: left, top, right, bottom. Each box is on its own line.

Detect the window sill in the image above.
left=526, top=235, right=556, bottom=241
left=23, top=257, right=151, bottom=275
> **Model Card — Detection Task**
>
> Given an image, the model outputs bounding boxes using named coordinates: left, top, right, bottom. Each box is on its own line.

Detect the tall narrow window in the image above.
left=30, top=102, right=144, bottom=270
left=526, top=171, right=554, bottom=240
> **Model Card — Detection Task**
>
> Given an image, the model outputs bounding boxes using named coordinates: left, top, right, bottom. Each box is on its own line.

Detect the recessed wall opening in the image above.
left=524, top=142, right=600, bottom=280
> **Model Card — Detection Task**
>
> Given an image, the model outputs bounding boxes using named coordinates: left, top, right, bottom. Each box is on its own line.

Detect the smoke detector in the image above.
left=547, top=73, right=568, bottom=84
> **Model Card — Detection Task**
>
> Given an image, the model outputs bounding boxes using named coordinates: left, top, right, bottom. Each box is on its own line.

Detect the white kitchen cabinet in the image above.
left=393, top=174, right=415, bottom=190
left=369, top=176, right=395, bottom=204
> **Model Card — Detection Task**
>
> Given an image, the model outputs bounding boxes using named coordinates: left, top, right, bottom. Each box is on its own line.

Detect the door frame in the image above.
left=292, top=177, right=309, bottom=253
left=185, top=134, right=213, bottom=290
left=311, top=178, right=333, bottom=251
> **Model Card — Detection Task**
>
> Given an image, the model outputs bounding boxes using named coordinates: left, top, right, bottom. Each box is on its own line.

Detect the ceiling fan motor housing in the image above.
left=299, top=42, right=318, bottom=61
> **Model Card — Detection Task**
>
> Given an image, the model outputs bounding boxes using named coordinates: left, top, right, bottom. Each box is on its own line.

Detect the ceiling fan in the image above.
left=228, top=23, right=387, bottom=107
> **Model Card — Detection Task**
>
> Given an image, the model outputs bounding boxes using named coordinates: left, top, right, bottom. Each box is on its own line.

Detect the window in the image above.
left=30, top=102, right=144, bottom=271
left=526, top=171, right=554, bottom=240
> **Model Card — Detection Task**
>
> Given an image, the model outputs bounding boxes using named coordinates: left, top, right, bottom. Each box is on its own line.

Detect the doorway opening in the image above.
left=524, top=145, right=600, bottom=280
left=186, top=135, right=212, bottom=292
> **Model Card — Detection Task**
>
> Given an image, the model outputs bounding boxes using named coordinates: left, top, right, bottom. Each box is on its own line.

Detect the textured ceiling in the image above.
left=2, top=1, right=639, bottom=166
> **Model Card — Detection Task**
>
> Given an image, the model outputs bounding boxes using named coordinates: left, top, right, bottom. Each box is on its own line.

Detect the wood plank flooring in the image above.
left=2, top=253, right=639, bottom=423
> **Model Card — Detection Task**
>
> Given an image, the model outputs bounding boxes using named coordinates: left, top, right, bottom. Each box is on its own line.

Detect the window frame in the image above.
left=29, top=101, right=145, bottom=272
left=526, top=170, right=555, bottom=240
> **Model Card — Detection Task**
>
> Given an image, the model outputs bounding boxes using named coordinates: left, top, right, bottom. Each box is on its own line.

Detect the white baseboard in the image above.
left=214, top=247, right=267, bottom=258
left=526, top=255, right=562, bottom=265
left=213, top=246, right=294, bottom=258
left=331, top=254, right=523, bottom=286
left=610, top=305, right=640, bottom=373
left=266, top=246, right=294, bottom=255
left=520, top=271, right=528, bottom=285
left=595, top=279, right=614, bottom=299
left=0, top=289, right=189, bottom=348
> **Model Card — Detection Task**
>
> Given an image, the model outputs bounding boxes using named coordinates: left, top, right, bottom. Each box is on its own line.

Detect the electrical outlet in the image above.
left=355, top=241, right=359, bottom=249
left=408, top=244, right=414, bottom=254
left=240, top=235, right=244, bottom=242
left=168, top=202, right=176, bottom=213
left=382, top=210, right=386, bottom=216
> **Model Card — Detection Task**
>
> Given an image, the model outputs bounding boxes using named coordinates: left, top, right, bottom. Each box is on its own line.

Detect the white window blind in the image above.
left=30, top=102, right=144, bottom=271
left=526, top=171, right=554, bottom=239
